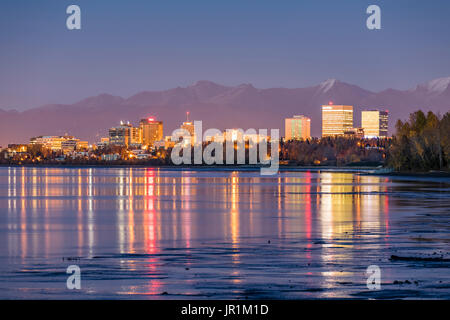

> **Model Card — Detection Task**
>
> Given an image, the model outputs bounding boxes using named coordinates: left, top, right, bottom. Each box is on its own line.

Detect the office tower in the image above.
left=285, top=115, right=311, bottom=140
left=321, top=104, right=353, bottom=137
left=361, top=110, right=389, bottom=138
left=109, top=121, right=140, bottom=147
left=180, top=112, right=195, bottom=144
left=129, top=126, right=142, bottom=145
left=140, top=117, right=163, bottom=147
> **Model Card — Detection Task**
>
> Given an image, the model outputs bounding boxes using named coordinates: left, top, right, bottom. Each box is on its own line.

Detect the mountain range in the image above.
left=1, top=77, right=450, bottom=147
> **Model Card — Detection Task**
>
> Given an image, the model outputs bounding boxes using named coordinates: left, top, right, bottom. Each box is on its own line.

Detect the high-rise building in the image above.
left=140, top=117, right=163, bottom=147
left=321, top=104, right=353, bottom=137
left=285, top=115, right=311, bottom=140
left=361, top=110, right=389, bottom=138
left=109, top=121, right=141, bottom=147
left=129, top=126, right=142, bottom=145
left=180, top=112, right=195, bottom=145
left=109, top=124, right=130, bottom=146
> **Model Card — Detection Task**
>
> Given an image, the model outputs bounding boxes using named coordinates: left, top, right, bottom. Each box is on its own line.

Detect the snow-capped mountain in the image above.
left=0, top=78, right=449, bottom=146
left=413, top=77, right=450, bottom=96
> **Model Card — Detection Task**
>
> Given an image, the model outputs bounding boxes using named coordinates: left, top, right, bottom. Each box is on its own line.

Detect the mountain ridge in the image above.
left=0, top=78, right=449, bottom=146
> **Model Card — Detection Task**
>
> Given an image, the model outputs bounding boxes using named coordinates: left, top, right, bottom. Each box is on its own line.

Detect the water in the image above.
left=0, top=167, right=449, bottom=299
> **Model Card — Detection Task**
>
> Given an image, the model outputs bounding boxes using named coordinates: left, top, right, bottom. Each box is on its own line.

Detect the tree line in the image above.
left=388, top=110, right=450, bottom=171
left=280, top=137, right=388, bottom=166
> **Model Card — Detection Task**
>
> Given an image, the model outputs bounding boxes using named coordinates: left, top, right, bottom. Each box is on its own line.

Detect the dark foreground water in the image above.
left=0, top=167, right=449, bottom=299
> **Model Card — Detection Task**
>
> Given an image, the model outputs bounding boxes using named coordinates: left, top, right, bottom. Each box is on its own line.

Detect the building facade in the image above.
left=30, top=135, right=78, bottom=151
left=109, top=121, right=141, bottom=147
left=140, top=118, right=163, bottom=147
left=180, top=121, right=195, bottom=145
left=361, top=110, right=389, bottom=138
left=61, top=139, right=78, bottom=153
left=343, top=127, right=365, bottom=139
left=321, top=105, right=353, bottom=137
left=285, top=115, right=311, bottom=140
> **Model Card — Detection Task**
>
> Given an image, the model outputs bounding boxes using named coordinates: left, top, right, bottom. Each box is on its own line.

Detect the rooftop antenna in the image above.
left=186, top=111, right=190, bottom=122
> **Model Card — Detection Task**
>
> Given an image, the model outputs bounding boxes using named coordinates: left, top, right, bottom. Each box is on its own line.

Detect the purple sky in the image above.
left=1, top=0, right=450, bottom=110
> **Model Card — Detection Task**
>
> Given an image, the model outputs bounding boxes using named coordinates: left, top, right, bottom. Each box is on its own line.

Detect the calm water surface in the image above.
left=0, top=167, right=449, bottom=299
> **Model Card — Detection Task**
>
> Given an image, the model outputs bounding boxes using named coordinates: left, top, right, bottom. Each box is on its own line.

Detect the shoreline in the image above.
left=364, top=170, right=450, bottom=179
left=0, top=163, right=376, bottom=172
left=1, top=163, right=449, bottom=178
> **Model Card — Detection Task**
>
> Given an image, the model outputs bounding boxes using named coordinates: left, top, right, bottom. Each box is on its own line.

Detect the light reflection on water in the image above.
left=0, top=167, right=448, bottom=299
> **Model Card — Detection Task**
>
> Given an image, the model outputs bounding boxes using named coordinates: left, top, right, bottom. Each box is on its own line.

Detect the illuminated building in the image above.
left=4, top=144, right=28, bottom=159
left=60, top=139, right=88, bottom=153
left=204, top=134, right=224, bottom=143
left=129, top=127, right=141, bottom=145
left=101, top=154, right=120, bottom=161
left=224, top=129, right=268, bottom=144
left=109, top=122, right=130, bottom=146
left=96, top=137, right=109, bottom=148
left=361, top=110, right=389, bottom=138
left=321, top=104, right=353, bottom=137
left=76, top=141, right=89, bottom=150
left=109, top=121, right=141, bottom=147
left=164, top=136, right=175, bottom=149
left=285, top=115, right=311, bottom=140
left=30, top=135, right=79, bottom=151
left=61, top=139, right=78, bottom=153
left=343, top=127, right=365, bottom=139
left=140, top=117, right=163, bottom=147
left=180, top=112, right=195, bottom=145
left=7, top=144, right=28, bottom=152
left=154, top=140, right=166, bottom=149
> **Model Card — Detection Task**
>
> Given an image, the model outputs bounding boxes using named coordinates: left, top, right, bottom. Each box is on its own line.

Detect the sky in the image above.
left=1, top=0, right=450, bottom=110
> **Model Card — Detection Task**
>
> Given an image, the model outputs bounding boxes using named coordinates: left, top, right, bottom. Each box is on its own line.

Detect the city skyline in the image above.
left=1, top=76, right=449, bottom=147
left=4, top=106, right=390, bottom=153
